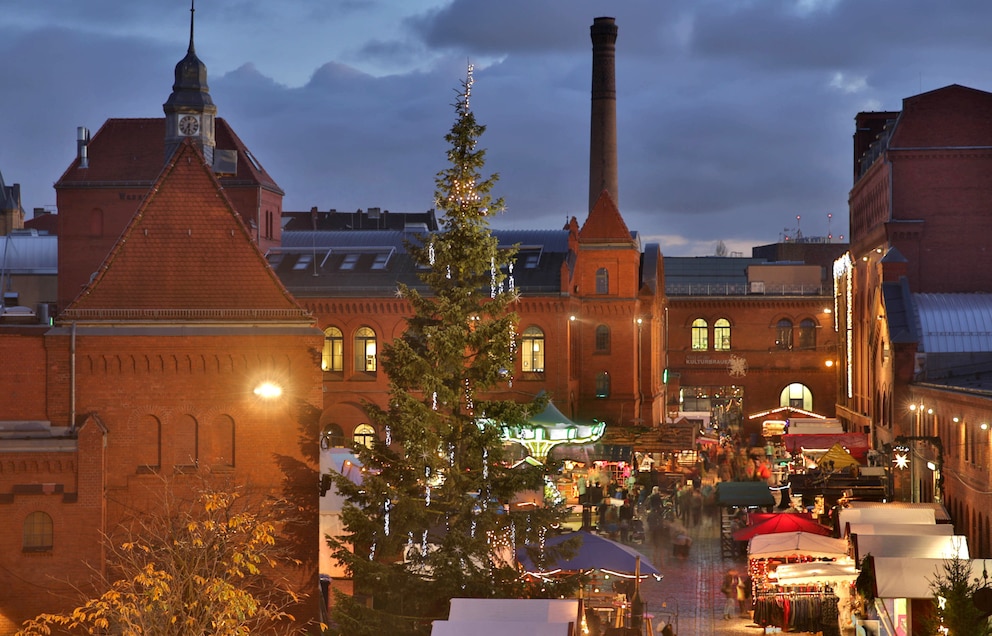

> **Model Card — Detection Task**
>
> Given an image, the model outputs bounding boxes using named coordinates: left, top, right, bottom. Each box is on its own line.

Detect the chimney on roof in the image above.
left=77, top=127, right=90, bottom=169
left=589, top=17, right=618, bottom=213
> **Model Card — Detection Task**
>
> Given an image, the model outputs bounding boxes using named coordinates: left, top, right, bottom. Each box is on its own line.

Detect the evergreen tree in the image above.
left=326, top=68, right=574, bottom=636
left=921, top=556, right=992, bottom=636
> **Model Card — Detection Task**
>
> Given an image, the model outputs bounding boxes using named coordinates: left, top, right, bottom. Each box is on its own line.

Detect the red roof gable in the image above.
left=578, top=190, right=636, bottom=245
left=63, top=140, right=308, bottom=321
left=56, top=118, right=282, bottom=194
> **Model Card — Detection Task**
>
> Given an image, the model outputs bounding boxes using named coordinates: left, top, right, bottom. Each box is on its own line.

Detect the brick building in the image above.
left=836, top=83, right=992, bottom=557
left=0, top=15, right=321, bottom=632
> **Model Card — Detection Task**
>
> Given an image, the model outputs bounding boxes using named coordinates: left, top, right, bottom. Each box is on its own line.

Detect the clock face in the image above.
left=178, top=115, right=200, bottom=136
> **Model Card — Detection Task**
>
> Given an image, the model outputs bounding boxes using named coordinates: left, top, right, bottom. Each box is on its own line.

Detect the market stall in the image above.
left=851, top=533, right=969, bottom=563
left=747, top=532, right=851, bottom=634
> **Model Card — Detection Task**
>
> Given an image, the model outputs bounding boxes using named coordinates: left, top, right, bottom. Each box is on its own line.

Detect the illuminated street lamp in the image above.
left=253, top=381, right=283, bottom=399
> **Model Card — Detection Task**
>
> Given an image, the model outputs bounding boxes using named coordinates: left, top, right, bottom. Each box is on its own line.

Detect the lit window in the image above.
left=714, top=318, right=731, bottom=351
left=322, top=327, right=344, bottom=372
left=691, top=319, right=708, bottom=351
left=355, top=327, right=377, bottom=373
left=521, top=326, right=545, bottom=373
left=353, top=424, right=376, bottom=449
left=23, top=511, right=53, bottom=552
left=596, top=268, right=609, bottom=294
left=780, top=383, right=812, bottom=410
left=595, top=325, right=610, bottom=352
left=798, top=318, right=816, bottom=350
left=776, top=319, right=794, bottom=350
left=595, top=372, right=610, bottom=398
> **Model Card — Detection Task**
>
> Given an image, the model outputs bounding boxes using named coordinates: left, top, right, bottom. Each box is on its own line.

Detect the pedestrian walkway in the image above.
left=627, top=517, right=763, bottom=635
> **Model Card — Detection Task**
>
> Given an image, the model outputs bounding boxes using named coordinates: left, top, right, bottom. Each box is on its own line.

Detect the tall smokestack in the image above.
left=589, top=16, right=618, bottom=213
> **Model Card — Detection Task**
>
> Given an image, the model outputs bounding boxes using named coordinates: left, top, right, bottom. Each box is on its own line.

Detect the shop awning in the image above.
left=748, top=532, right=849, bottom=560
left=716, top=481, right=775, bottom=507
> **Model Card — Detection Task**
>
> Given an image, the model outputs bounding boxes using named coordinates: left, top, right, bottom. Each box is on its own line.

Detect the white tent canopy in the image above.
left=748, top=532, right=850, bottom=560
left=844, top=523, right=953, bottom=538
left=771, top=558, right=859, bottom=585
left=871, top=558, right=992, bottom=599
left=432, top=599, right=580, bottom=636
left=837, top=507, right=935, bottom=529
left=852, top=534, right=969, bottom=562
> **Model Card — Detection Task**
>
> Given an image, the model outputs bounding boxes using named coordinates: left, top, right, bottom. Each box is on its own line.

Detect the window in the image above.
left=322, top=327, right=344, bottom=372
left=595, top=325, right=611, bottom=352
left=780, top=383, right=812, bottom=410
left=595, top=372, right=610, bottom=398
left=775, top=319, right=793, bottom=350
left=371, top=252, right=390, bottom=270
left=355, top=327, right=377, bottom=372
left=173, top=414, right=198, bottom=470
left=354, top=423, right=376, bottom=449
left=320, top=423, right=345, bottom=450
left=595, top=268, right=609, bottom=294
left=691, top=319, right=708, bottom=351
left=23, top=511, right=53, bottom=552
left=798, top=318, right=816, bottom=350
left=340, top=253, right=360, bottom=270
left=135, top=414, right=161, bottom=472
left=714, top=319, right=731, bottom=351
left=203, top=414, right=235, bottom=468
left=521, top=326, right=545, bottom=373
left=293, top=254, right=312, bottom=271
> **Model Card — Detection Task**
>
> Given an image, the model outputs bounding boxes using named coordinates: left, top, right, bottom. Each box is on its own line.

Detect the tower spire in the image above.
left=188, top=0, right=196, bottom=54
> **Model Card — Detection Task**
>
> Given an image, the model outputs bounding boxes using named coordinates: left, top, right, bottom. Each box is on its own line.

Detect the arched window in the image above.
left=780, top=383, right=812, bottom=410
left=322, top=327, right=344, bottom=372
left=775, top=319, right=793, bottom=350
left=714, top=318, right=731, bottom=351
left=135, top=414, right=161, bottom=473
left=595, top=268, right=609, bottom=294
left=203, top=414, right=235, bottom=468
left=355, top=327, right=377, bottom=373
left=521, top=326, right=545, bottom=373
left=798, top=319, right=816, bottom=350
left=595, top=372, right=610, bottom=398
left=595, top=325, right=611, bottom=352
left=354, top=423, right=376, bottom=449
left=320, top=423, right=345, bottom=450
left=23, top=511, right=53, bottom=552
left=174, top=414, right=198, bottom=471
left=691, top=318, right=708, bottom=351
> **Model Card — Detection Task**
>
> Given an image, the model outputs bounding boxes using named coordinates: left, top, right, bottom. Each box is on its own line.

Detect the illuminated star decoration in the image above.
left=893, top=453, right=910, bottom=470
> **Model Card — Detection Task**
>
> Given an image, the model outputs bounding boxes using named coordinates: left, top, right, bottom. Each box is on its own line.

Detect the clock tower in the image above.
left=163, top=2, right=216, bottom=165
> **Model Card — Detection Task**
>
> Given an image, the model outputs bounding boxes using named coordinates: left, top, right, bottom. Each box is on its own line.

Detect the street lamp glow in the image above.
left=253, top=381, right=283, bottom=399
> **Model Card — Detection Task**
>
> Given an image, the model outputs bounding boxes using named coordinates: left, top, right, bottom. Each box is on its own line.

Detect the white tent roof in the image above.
left=872, top=558, right=992, bottom=599
left=433, top=599, right=580, bottom=636
left=748, top=532, right=850, bottom=560
left=772, top=558, right=859, bottom=585
left=837, top=506, right=935, bottom=528
left=852, top=534, right=969, bottom=562
left=844, top=523, right=953, bottom=537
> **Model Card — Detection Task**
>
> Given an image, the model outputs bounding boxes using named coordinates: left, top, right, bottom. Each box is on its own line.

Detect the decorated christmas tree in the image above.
left=326, top=68, right=575, bottom=636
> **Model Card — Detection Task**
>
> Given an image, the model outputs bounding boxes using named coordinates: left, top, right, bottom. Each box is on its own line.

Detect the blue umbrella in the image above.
left=516, top=530, right=661, bottom=577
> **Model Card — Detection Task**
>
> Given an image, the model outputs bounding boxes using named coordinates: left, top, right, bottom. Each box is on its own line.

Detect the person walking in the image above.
left=618, top=498, right=634, bottom=542
left=721, top=568, right=741, bottom=620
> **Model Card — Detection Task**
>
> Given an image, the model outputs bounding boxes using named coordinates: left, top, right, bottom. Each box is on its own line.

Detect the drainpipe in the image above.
left=70, top=322, right=77, bottom=431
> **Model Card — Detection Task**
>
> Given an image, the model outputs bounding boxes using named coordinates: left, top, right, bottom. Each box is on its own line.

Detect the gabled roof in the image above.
left=62, top=139, right=308, bottom=322
left=578, top=190, right=636, bottom=245
left=55, top=118, right=282, bottom=195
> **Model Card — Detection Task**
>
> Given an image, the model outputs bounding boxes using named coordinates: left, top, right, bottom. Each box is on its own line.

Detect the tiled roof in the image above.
left=579, top=190, right=636, bottom=244
left=55, top=118, right=282, bottom=194
left=272, top=229, right=569, bottom=298
left=63, top=140, right=308, bottom=321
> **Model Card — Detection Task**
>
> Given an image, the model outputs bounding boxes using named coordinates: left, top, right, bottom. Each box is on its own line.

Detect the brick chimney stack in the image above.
left=589, top=16, right=619, bottom=213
